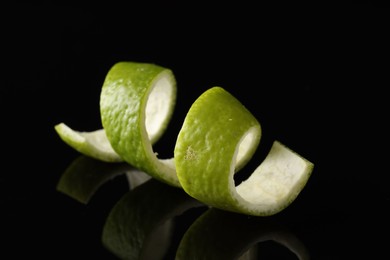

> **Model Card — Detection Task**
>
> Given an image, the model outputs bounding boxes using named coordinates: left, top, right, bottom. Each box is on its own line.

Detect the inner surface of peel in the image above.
left=236, top=141, right=310, bottom=208
left=145, top=72, right=174, bottom=143
left=235, top=126, right=259, bottom=169
left=81, top=129, right=117, bottom=153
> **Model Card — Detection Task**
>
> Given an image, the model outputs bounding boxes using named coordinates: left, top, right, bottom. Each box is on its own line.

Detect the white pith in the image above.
left=145, top=72, right=174, bottom=143
left=55, top=123, right=122, bottom=162
left=235, top=126, right=258, bottom=169
left=81, top=129, right=117, bottom=154
left=234, top=140, right=312, bottom=214
left=142, top=71, right=179, bottom=185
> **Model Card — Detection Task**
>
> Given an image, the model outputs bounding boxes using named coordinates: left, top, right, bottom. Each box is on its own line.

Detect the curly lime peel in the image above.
left=100, top=62, right=179, bottom=187
left=55, top=61, right=314, bottom=216
left=174, top=87, right=314, bottom=216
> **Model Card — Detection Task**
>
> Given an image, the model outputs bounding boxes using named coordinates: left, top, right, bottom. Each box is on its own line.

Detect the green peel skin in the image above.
left=55, top=61, right=314, bottom=217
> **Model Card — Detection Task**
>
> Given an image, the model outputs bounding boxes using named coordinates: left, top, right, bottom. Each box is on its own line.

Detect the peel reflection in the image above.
left=56, top=155, right=151, bottom=204
left=57, top=158, right=309, bottom=259
left=176, top=208, right=310, bottom=260
left=102, top=179, right=203, bottom=259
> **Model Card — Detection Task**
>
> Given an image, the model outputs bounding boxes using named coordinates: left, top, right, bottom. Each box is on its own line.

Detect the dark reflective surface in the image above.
left=3, top=3, right=390, bottom=259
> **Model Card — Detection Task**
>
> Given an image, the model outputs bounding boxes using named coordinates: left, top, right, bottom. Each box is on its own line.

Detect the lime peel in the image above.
left=174, top=87, right=314, bottom=216
left=235, top=140, right=314, bottom=215
left=54, top=123, right=122, bottom=162
left=100, top=62, right=179, bottom=187
left=55, top=61, right=314, bottom=216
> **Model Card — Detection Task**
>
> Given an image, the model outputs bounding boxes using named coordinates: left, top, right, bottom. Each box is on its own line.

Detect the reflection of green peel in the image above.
left=176, top=208, right=310, bottom=260
left=102, top=179, right=203, bottom=260
left=56, top=155, right=150, bottom=204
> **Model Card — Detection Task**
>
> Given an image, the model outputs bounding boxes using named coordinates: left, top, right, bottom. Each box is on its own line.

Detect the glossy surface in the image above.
left=3, top=3, right=389, bottom=259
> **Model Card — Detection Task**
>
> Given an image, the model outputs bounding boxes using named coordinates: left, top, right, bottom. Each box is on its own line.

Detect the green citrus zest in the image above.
left=174, top=87, right=314, bottom=216
left=55, top=61, right=314, bottom=216
left=54, top=123, right=122, bottom=162
left=100, top=62, right=179, bottom=187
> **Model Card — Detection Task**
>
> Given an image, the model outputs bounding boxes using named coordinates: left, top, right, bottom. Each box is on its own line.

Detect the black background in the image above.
left=2, top=2, right=390, bottom=259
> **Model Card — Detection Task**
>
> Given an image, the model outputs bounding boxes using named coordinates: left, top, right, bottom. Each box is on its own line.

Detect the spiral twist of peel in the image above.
left=55, top=61, right=314, bottom=216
